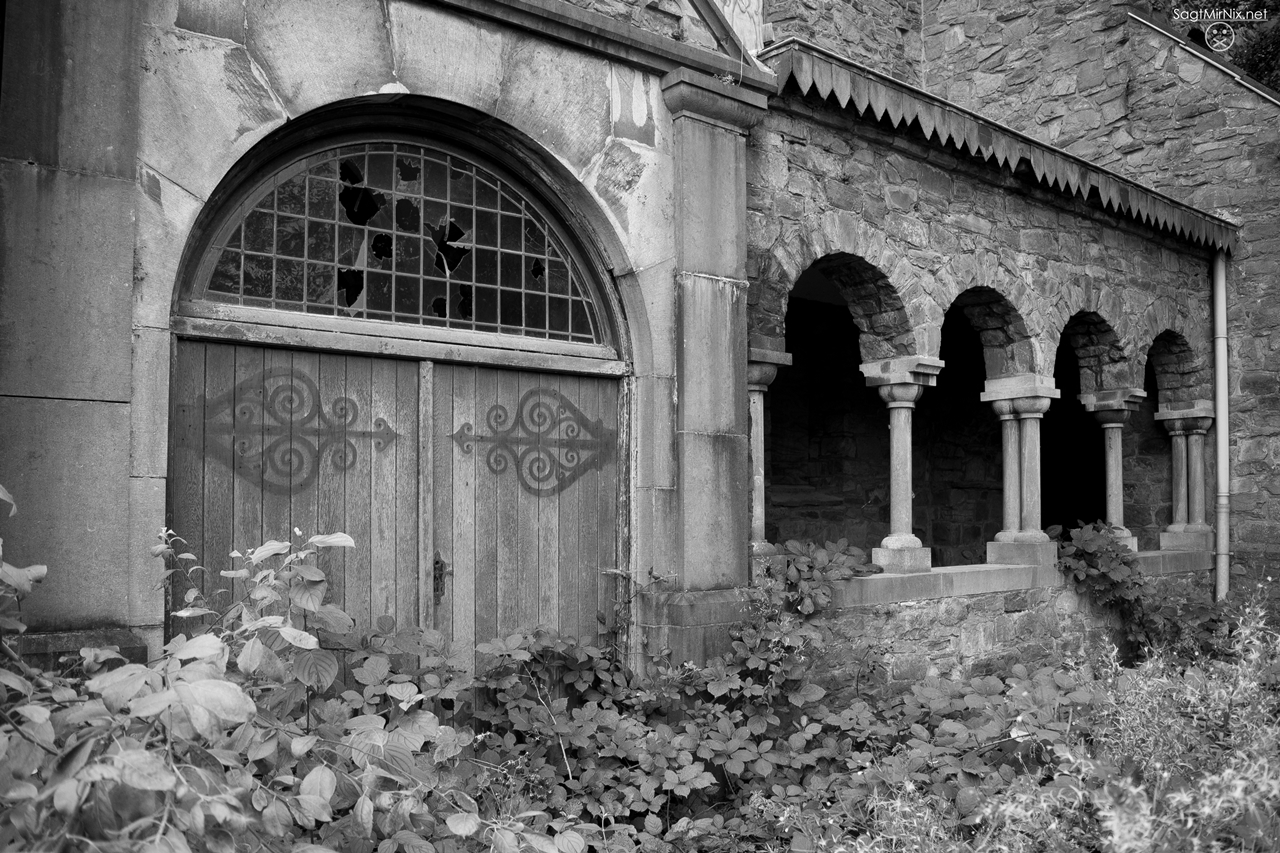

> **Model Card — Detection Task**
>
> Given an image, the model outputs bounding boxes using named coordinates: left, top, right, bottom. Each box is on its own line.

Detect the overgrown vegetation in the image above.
left=1, top=491, right=1278, bottom=852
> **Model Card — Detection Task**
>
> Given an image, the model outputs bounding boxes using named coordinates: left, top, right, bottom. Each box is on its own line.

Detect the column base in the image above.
left=986, top=540, right=1059, bottom=570
left=1160, top=530, right=1213, bottom=551
left=872, top=546, right=932, bottom=573
left=994, top=529, right=1050, bottom=543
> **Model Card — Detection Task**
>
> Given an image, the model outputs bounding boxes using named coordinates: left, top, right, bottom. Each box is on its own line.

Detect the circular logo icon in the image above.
left=1206, top=21, right=1235, bottom=51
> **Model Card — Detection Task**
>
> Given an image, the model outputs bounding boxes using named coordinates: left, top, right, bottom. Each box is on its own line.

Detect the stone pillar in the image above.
left=1079, top=389, right=1145, bottom=552
left=981, top=375, right=1061, bottom=569
left=643, top=69, right=768, bottom=664
left=747, top=344, right=792, bottom=557
left=992, top=400, right=1021, bottom=541
left=1156, top=401, right=1215, bottom=551
left=860, top=356, right=943, bottom=573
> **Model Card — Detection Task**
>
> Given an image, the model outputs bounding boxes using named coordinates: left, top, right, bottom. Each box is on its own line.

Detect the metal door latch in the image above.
left=433, top=551, right=450, bottom=605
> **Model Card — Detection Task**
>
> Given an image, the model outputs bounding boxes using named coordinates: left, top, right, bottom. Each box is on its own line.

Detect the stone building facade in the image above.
left=0, top=0, right=1273, bottom=669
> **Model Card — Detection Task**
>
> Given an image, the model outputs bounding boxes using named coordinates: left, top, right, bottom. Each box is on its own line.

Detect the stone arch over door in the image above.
left=165, top=102, right=633, bottom=666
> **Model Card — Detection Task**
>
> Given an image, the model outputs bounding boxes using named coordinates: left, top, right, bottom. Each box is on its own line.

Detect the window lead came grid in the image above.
left=201, top=143, right=604, bottom=345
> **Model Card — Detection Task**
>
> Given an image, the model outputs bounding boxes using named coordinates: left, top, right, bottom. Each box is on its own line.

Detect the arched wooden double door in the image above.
left=168, top=340, right=620, bottom=658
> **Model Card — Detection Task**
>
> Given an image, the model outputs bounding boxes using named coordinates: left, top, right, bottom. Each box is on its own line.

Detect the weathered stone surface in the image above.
left=139, top=26, right=287, bottom=201
left=246, top=0, right=396, bottom=115
left=0, top=397, right=131, bottom=630
left=678, top=432, right=750, bottom=589
left=0, top=0, right=141, bottom=179
left=133, top=167, right=201, bottom=330
left=0, top=163, right=134, bottom=401
left=130, top=328, right=172, bottom=479
left=676, top=273, right=746, bottom=433
left=388, top=2, right=504, bottom=113
left=128, top=476, right=167, bottom=630
left=768, top=0, right=922, bottom=85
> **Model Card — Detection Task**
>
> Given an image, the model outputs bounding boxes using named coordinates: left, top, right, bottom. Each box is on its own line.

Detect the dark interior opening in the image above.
left=1043, top=339, right=1107, bottom=533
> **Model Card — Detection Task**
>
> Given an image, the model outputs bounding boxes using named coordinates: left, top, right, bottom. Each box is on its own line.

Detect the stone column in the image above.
left=747, top=345, right=791, bottom=554
left=1078, top=389, right=1145, bottom=551
left=1156, top=401, right=1214, bottom=551
left=992, top=399, right=1021, bottom=541
left=860, top=356, right=943, bottom=573
left=1186, top=418, right=1213, bottom=533
left=981, top=375, right=1061, bottom=569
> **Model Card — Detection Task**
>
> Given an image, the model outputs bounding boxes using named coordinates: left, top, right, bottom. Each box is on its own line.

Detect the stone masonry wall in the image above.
left=746, top=96, right=1215, bottom=421
left=914, top=0, right=1280, bottom=585
left=814, top=585, right=1117, bottom=704
left=766, top=0, right=923, bottom=85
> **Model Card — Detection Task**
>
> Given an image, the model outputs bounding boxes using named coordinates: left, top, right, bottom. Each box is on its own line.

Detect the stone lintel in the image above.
left=1154, top=400, right=1214, bottom=421
left=1078, top=387, right=1146, bottom=412
left=858, top=356, right=944, bottom=388
left=979, top=374, right=1060, bottom=402
left=986, top=540, right=1059, bottom=570
left=661, top=68, right=768, bottom=131
left=747, top=346, right=793, bottom=366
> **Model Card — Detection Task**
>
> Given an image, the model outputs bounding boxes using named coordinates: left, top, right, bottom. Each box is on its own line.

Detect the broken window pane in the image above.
left=197, top=141, right=606, bottom=345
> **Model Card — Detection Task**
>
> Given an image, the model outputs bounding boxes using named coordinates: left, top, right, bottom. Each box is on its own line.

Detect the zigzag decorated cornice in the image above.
left=760, top=38, right=1238, bottom=254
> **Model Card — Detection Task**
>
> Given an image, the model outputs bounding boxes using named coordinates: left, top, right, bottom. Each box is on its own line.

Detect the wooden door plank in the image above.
left=369, top=359, right=399, bottom=627
left=200, top=344, right=237, bottom=616
left=289, top=350, right=321, bottom=546
left=472, top=367, right=499, bottom=648
left=418, top=361, right=434, bottom=631
left=168, top=342, right=207, bottom=638
left=538, top=377, right=561, bottom=632
left=576, top=378, right=602, bottom=645
left=555, top=374, right=581, bottom=639
left=315, top=353, right=349, bottom=613
left=494, top=368, right=521, bottom=638
left=260, top=348, right=293, bottom=551
left=230, top=346, right=266, bottom=609
left=515, top=371, right=541, bottom=631
left=394, top=358, right=419, bottom=636
left=431, top=365, right=455, bottom=652
left=344, top=356, right=373, bottom=633
left=451, top=365, right=478, bottom=663
left=596, top=379, right=621, bottom=643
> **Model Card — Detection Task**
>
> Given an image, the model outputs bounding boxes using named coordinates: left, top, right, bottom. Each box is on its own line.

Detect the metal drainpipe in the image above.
left=1214, top=249, right=1231, bottom=601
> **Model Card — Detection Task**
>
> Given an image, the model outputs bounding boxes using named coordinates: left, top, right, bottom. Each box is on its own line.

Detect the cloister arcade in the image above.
left=747, top=247, right=1215, bottom=574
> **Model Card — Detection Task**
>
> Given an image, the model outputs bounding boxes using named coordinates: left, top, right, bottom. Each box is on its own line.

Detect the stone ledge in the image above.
left=1135, top=549, right=1212, bottom=576
left=828, top=551, right=1211, bottom=610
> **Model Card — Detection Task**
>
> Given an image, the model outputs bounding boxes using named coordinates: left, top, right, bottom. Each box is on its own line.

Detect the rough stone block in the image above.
left=134, top=168, right=201, bottom=330
left=139, top=27, right=287, bottom=201
left=0, top=397, right=131, bottom=630
left=872, top=546, right=932, bottom=573
left=128, top=476, right=168, bottom=630
left=0, top=0, right=141, bottom=178
left=676, top=273, right=747, bottom=434
left=246, top=0, right=395, bottom=115
left=986, top=540, right=1058, bottom=569
left=1158, top=530, right=1213, bottom=552
left=0, top=163, right=134, bottom=401
left=677, top=432, right=749, bottom=589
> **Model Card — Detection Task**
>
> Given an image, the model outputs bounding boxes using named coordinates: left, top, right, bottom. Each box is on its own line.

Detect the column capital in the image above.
left=1078, top=387, right=1146, bottom=414
left=991, top=399, right=1018, bottom=419
left=1012, top=396, right=1054, bottom=418
left=1155, top=400, right=1214, bottom=435
left=979, top=373, right=1060, bottom=403
left=747, top=346, right=791, bottom=392
left=1094, top=409, right=1131, bottom=427
left=661, top=68, right=768, bottom=132
left=859, top=355, right=944, bottom=388
left=878, top=382, right=924, bottom=407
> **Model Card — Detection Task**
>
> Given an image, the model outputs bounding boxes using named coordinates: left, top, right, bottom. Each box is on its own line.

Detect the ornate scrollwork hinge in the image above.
left=197, top=367, right=399, bottom=495
left=450, top=387, right=614, bottom=497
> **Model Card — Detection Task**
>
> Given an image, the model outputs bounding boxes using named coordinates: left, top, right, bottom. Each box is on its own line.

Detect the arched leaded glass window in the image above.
left=194, top=141, right=606, bottom=345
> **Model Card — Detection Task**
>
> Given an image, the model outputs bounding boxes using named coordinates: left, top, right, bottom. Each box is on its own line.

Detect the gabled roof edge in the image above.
left=759, top=38, right=1239, bottom=255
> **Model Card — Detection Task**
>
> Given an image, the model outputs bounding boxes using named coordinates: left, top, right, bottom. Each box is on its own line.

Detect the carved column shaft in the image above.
left=1170, top=426, right=1189, bottom=531
left=882, top=383, right=923, bottom=545
left=993, top=400, right=1021, bottom=539
left=747, top=358, right=782, bottom=544
left=1188, top=429, right=1208, bottom=529
left=1014, top=397, right=1052, bottom=539
left=1094, top=409, right=1131, bottom=531
left=1156, top=404, right=1215, bottom=552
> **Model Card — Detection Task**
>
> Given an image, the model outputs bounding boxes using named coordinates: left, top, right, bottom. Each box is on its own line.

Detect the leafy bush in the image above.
left=2, top=485, right=1276, bottom=853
